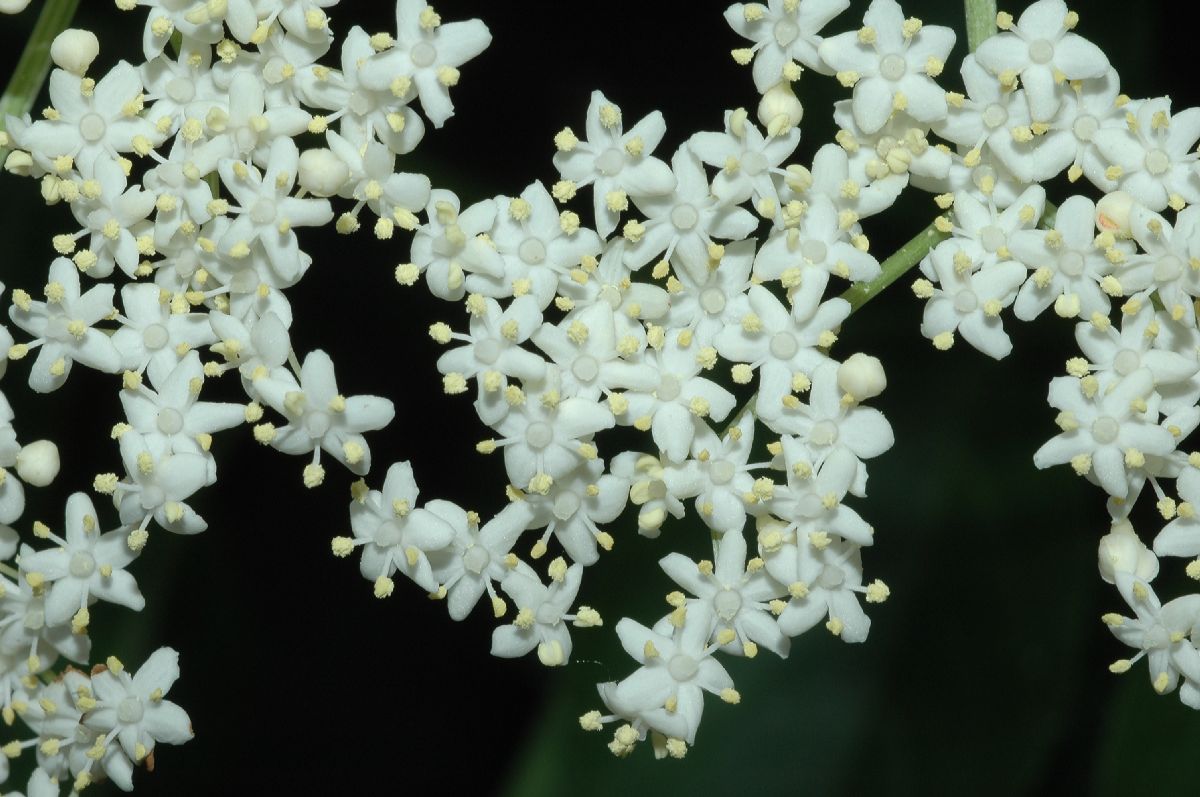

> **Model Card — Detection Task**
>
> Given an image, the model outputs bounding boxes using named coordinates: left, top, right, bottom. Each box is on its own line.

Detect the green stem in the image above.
left=964, top=0, right=998, bottom=53
left=0, top=0, right=82, bottom=160
left=840, top=219, right=949, bottom=314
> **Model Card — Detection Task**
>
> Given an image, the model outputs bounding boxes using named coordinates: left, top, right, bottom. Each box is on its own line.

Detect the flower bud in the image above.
left=0, top=0, right=32, bottom=13
left=1096, top=191, right=1134, bottom=237
left=298, top=148, right=350, bottom=198
left=837, top=353, right=887, bottom=401
left=50, top=29, right=100, bottom=76
left=15, top=440, right=60, bottom=487
left=757, top=82, right=803, bottom=137
left=1098, top=519, right=1159, bottom=585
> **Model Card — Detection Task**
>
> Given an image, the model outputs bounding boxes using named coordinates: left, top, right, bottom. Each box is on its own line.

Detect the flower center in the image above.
left=166, top=77, right=195, bottom=104
left=954, top=289, right=979, bottom=313
left=1072, top=114, right=1099, bottom=142
left=140, top=485, right=165, bottom=510
left=374, top=519, right=404, bottom=548
left=671, top=203, right=699, bottom=231
left=410, top=41, right=437, bottom=68
left=1154, top=255, right=1183, bottom=283
left=142, top=323, right=169, bottom=351
left=980, top=225, right=1006, bottom=254
left=1059, top=250, right=1085, bottom=277
left=250, top=198, right=277, bottom=225
left=1113, top=349, right=1141, bottom=377
left=23, top=608, right=45, bottom=631
left=463, top=545, right=490, bottom=575
left=797, top=492, right=824, bottom=517
left=518, top=238, right=546, bottom=265
left=709, top=460, right=735, bottom=485
left=700, top=287, right=727, bottom=315
left=818, top=563, right=845, bottom=589
left=774, top=19, right=799, bottom=47
left=79, top=113, right=107, bottom=143
left=117, top=696, right=145, bottom=725
left=156, top=408, right=184, bottom=436
left=1145, top=149, right=1171, bottom=176
left=801, top=239, right=828, bottom=264
left=525, top=421, right=554, bottom=450
left=714, top=588, right=742, bottom=621
left=571, top=355, right=599, bottom=383
left=305, top=411, right=331, bottom=438
left=667, top=653, right=700, bottom=682
left=656, top=374, right=682, bottom=402
left=599, top=285, right=623, bottom=309
left=740, top=151, right=768, bottom=176
left=982, top=103, right=1008, bottom=129
left=474, top=339, right=501, bottom=365
left=1092, top=416, right=1120, bottom=445
left=1028, top=39, right=1055, bottom=65
left=810, top=419, right=840, bottom=446
left=553, top=490, right=581, bottom=521
left=595, top=147, right=625, bottom=177
left=69, top=551, right=95, bottom=579
left=348, top=91, right=373, bottom=116
left=880, top=53, right=907, bottom=81
left=770, top=331, right=799, bottom=360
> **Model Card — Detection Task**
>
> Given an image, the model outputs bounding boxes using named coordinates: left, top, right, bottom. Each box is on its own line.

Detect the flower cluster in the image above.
left=1, top=0, right=491, bottom=790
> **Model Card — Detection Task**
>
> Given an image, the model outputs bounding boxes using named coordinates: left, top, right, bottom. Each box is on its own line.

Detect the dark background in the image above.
left=3, top=1, right=1200, bottom=794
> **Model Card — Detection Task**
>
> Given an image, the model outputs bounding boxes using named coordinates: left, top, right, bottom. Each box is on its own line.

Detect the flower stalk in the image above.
left=964, top=0, right=998, bottom=52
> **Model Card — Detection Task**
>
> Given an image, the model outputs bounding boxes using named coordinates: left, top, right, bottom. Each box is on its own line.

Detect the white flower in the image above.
left=974, top=0, right=1109, bottom=122
left=19, top=493, right=144, bottom=630
left=1092, top=98, right=1200, bottom=212
left=623, top=146, right=759, bottom=284
left=217, top=138, right=334, bottom=284
left=1106, top=574, right=1200, bottom=702
left=714, top=275, right=850, bottom=395
left=767, top=444, right=876, bottom=557
left=918, top=241, right=1026, bottom=359
left=767, top=361, right=894, bottom=494
left=468, top=181, right=603, bottom=309
left=558, top=240, right=670, bottom=334
left=662, top=413, right=763, bottom=533
left=253, top=349, right=395, bottom=483
left=1033, top=369, right=1175, bottom=498
left=1009, top=194, right=1116, bottom=321
left=1119, top=205, right=1200, bottom=324
left=492, top=561, right=595, bottom=666
left=323, top=130, right=431, bottom=236
left=663, top=239, right=754, bottom=346
left=338, top=462, right=456, bottom=596
left=604, top=605, right=735, bottom=746
left=725, top=0, right=850, bottom=88
left=83, top=648, right=193, bottom=785
left=752, top=194, right=881, bottom=284
left=1051, top=69, right=1128, bottom=186
left=356, top=0, right=492, bottom=128
left=530, top=302, right=657, bottom=401
left=410, top=190, right=503, bottom=301
left=295, top=27, right=426, bottom=155
left=0, top=573, right=91, bottom=667
left=552, top=91, right=676, bottom=238
left=618, top=339, right=736, bottom=464
left=933, top=55, right=1075, bottom=184
left=659, top=529, right=789, bottom=658
left=689, top=110, right=801, bottom=206
left=434, top=294, right=546, bottom=391
left=109, top=428, right=212, bottom=536
left=119, top=351, right=246, bottom=456
left=64, top=157, right=157, bottom=279
left=427, top=500, right=537, bottom=621
left=817, top=0, right=955, bottom=135
left=10, top=63, right=161, bottom=176
left=1071, top=301, right=1198, bottom=393
left=520, top=459, right=628, bottom=566
left=1153, top=469, right=1200, bottom=559
left=772, top=534, right=872, bottom=642
left=610, top=452, right=687, bottom=537
left=7, top=258, right=122, bottom=393
left=111, top=284, right=216, bottom=387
